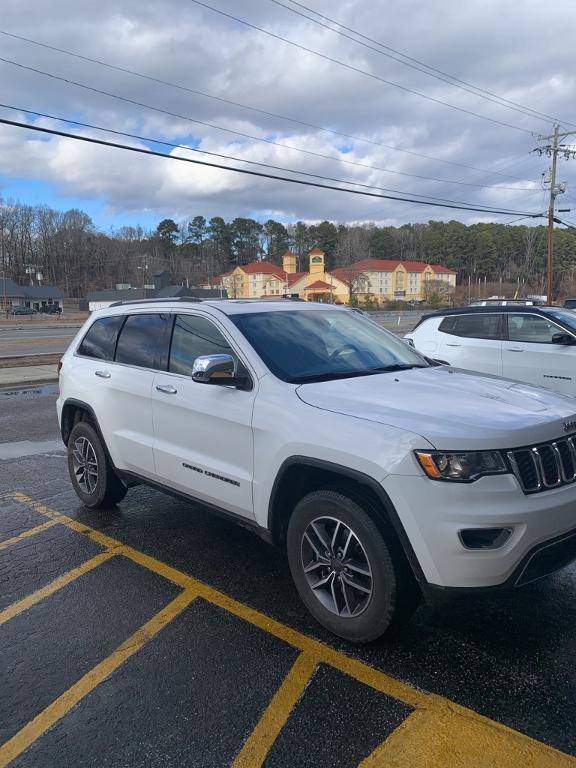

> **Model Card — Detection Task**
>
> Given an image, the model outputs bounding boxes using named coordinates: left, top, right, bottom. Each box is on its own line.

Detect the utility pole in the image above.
left=533, top=125, right=575, bottom=304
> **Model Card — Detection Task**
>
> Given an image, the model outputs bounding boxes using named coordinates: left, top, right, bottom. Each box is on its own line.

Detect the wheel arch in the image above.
left=268, top=456, right=426, bottom=585
left=61, top=398, right=102, bottom=445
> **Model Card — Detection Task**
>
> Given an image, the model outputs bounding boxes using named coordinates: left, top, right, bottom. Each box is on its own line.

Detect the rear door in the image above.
left=151, top=312, right=256, bottom=518
left=86, top=312, right=171, bottom=476
left=437, top=313, right=504, bottom=375
left=503, top=313, right=576, bottom=395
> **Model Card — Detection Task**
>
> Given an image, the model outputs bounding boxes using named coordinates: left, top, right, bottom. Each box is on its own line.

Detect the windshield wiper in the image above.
left=368, top=363, right=428, bottom=373
left=288, top=370, right=379, bottom=384
left=289, top=364, right=427, bottom=383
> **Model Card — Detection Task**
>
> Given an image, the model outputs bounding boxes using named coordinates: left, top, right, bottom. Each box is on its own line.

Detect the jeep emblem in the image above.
left=564, top=420, right=576, bottom=432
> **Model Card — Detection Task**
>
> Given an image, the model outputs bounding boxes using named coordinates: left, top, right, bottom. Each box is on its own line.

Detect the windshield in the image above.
left=546, top=308, right=576, bottom=333
left=231, top=309, right=428, bottom=383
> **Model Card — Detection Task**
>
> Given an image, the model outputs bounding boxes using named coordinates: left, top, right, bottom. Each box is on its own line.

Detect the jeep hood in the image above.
left=296, top=366, right=576, bottom=450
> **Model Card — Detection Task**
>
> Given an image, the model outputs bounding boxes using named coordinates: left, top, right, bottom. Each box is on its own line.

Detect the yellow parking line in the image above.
left=360, top=704, right=576, bottom=768
left=0, top=551, right=116, bottom=626
left=0, top=588, right=197, bottom=768
left=0, top=519, right=59, bottom=551
left=7, top=492, right=576, bottom=767
left=231, top=653, right=318, bottom=767
left=111, top=545, right=428, bottom=707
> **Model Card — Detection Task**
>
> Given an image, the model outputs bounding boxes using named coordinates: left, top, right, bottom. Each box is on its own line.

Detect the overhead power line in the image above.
left=1, top=103, right=532, bottom=207
left=0, top=57, right=539, bottom=195
left=0, top=28, right=534, bottom=182
left=268, top=0, right=576, bottom=129
left=188, top=0, right=535, bottom=135
left=0, top=117, right=544, bottom=217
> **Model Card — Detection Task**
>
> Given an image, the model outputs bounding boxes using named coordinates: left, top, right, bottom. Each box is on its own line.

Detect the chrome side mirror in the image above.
left=191, top=354, right=251, bottom=390
left=192, top=354, right=235, bottom=382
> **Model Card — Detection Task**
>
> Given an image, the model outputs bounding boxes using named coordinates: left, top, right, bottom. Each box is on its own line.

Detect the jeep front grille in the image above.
left=508, top=438, right=576, bottom=493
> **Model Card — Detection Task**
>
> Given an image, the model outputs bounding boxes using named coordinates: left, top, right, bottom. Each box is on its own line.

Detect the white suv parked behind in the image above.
left=58, top=299, right=576, bottom=642
left=405, top=306, right=576, bottom=397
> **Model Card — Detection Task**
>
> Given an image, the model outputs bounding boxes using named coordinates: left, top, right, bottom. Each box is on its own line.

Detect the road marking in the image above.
left=0, top=588, right=197, bottom=768
left=359, top=705, right=576, bottom=768
left=5, top=492, right=576, bottom=767
left=0, top=519, right=59, bottom=550
left=0, top=550, right=116, bottom=626
left=231, top=652, right=318, bottom=767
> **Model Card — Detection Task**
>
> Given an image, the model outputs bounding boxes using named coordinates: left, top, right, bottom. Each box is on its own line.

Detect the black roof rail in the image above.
left=109, top=297, right=204, bottom=308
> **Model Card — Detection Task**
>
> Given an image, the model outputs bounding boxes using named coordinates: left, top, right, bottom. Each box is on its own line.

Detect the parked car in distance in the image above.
left=563, top=298, right=576, bottom=309
left=58, top=299, right=576, bottom=642
left=39, top=304, right=62, bottom=314
left=10, top=306, right=36, bottom=315
left=405, top=305, right=576, bottom=396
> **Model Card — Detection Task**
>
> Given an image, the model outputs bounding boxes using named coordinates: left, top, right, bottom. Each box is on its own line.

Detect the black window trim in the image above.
left=503, top=312, right=576, bottom=344
left=438, top=311, right=504, bottom=341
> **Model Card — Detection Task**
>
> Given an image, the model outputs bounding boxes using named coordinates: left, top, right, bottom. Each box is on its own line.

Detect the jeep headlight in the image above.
left=415, top=450, right=507, bottom=482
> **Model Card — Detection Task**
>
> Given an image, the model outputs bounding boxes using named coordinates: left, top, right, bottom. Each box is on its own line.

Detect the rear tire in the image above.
left=67, top=421, right=127, bottom=509
left=287, top=489, right=417, bottom=643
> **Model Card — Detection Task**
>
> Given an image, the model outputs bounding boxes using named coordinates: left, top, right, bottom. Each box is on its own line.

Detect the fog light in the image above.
left=459, top=528, right=513, bottom=550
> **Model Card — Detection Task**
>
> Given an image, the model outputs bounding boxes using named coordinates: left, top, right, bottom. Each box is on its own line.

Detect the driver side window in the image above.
left=169, top=314, right=237, bottom=376
left=507, top=314, right=558, bottom=344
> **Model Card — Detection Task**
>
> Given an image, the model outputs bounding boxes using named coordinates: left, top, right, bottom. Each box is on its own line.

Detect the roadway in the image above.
left=0, top=326, right=81, bottom=358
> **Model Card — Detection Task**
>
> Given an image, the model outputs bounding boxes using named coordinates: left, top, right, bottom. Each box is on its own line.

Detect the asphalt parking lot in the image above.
left=1, top=385, right=576, bottom=767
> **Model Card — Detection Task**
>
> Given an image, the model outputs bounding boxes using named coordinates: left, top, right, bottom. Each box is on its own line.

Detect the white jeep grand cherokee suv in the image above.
left=57, top=299, right=576, bottom=642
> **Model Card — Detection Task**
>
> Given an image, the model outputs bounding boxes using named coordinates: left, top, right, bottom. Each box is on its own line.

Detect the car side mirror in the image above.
left=191, top=354, right=251, bottom=390
left=552, top=333, right=575, bottom=345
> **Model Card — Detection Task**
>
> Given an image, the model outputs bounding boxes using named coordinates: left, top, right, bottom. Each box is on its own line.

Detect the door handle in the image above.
left=156, top=384, right=178, bottom=394
left=95, top=370, right=111, bottom=378
left=506, top=348, right=524, bottom=352
left=446, top=343, right=461, bottom=347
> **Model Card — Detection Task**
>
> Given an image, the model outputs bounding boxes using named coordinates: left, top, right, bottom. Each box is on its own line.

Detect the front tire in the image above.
left=287, top=490, right=415, bottom=643
left=67, top=421, right=127, bottom=509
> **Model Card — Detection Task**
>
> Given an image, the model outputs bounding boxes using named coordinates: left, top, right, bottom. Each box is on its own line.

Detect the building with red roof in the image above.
left=215, top=248, right=456, bottom=303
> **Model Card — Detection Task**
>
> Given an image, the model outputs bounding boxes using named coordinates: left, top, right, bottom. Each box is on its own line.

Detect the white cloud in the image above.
left=0, top=0, right=574, bottom=226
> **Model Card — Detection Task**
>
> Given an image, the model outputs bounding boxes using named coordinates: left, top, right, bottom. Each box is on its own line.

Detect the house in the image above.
left=217, top=250, right=456, bottom=304
left=86, top=271, right=227, bottom=311
left=0, top=278, right=64, bottom=312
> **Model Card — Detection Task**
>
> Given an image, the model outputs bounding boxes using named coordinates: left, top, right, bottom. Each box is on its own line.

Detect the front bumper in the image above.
left=383, top=473, right=576, bottom=588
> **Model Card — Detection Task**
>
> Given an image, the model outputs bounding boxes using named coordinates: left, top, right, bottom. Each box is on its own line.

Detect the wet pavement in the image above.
left=0, top=388, right=575, bottom=766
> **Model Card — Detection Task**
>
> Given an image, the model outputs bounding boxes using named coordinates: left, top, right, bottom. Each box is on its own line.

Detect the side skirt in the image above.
left=118, top=469, right=273, bottom=545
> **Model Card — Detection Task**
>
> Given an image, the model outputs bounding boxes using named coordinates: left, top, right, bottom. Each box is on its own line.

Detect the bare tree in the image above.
left=335, top=227, right=371, bottom=300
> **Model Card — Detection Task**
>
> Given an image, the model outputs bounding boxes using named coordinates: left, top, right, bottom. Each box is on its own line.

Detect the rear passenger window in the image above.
left=169, top=314, right=236, bottom=376
left=115, top=313, right=171, bottom=369
left=77, top=315, right=124, bottom=360
left=442, top=314, right=501, bottom=340
left=438, top=317, right=457, bottom=334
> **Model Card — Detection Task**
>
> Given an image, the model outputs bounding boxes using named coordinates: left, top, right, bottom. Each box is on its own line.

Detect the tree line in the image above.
left=1, top=195, right=576, bottom=297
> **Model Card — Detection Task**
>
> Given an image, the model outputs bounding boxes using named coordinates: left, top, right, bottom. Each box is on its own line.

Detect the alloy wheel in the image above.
left=72, top=436, right=99, bottom=494
left=301, top=516, right=373, bottom=617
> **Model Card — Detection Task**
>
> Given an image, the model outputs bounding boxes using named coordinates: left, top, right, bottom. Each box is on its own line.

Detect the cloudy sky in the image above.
left=1, top=0, right=575, bottom=230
